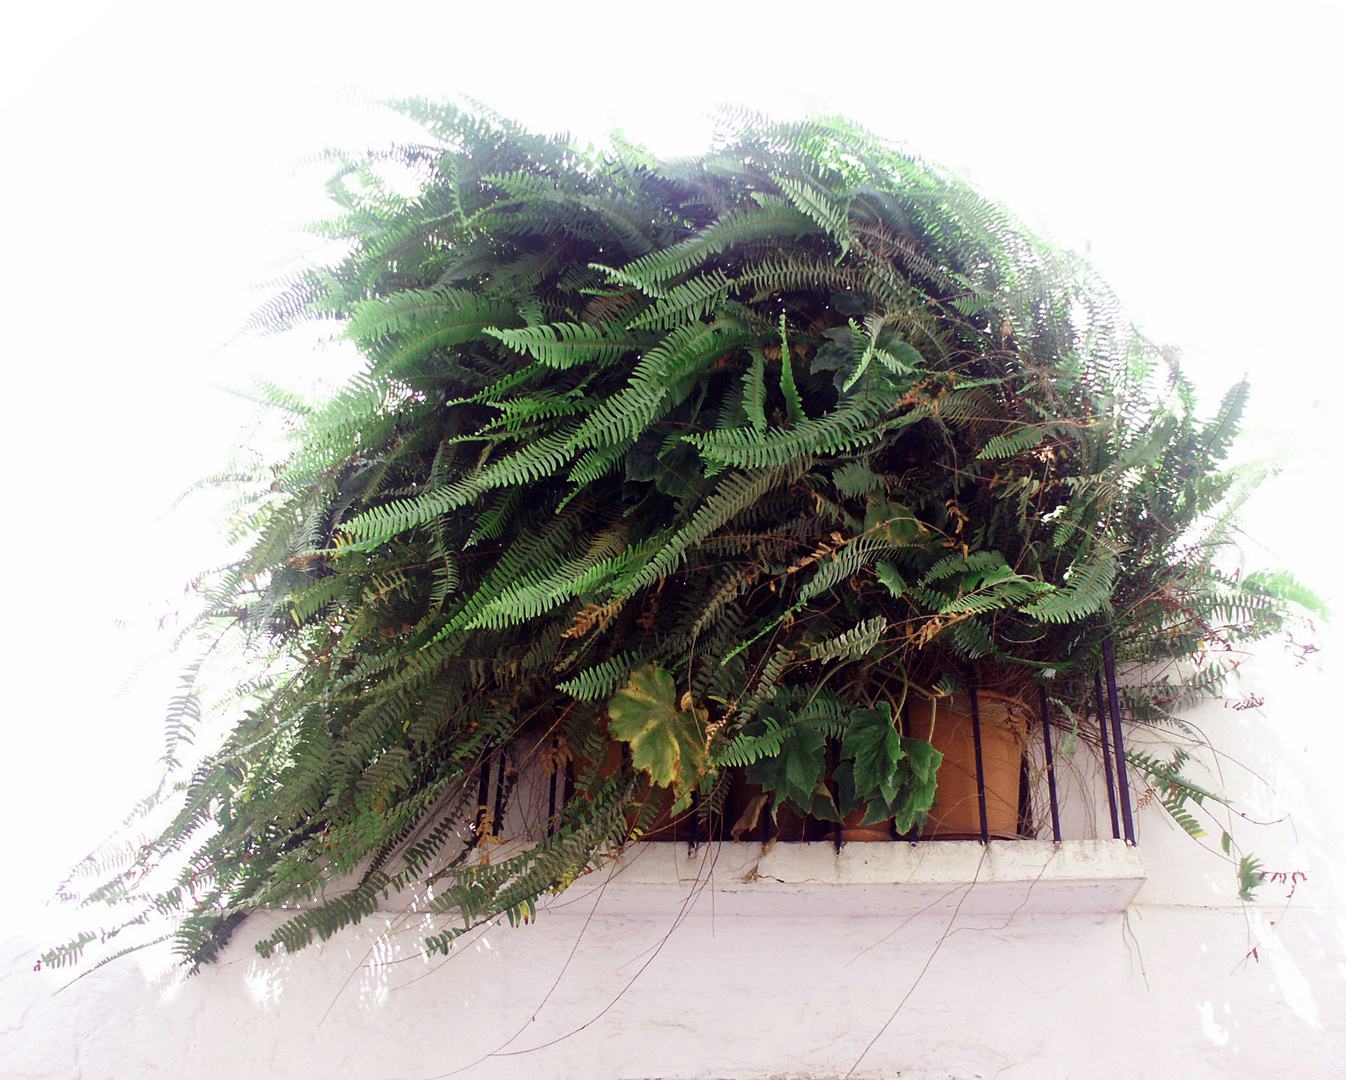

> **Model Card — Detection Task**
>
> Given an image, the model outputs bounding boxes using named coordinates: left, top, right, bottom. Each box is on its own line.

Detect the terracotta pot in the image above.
left=912, top=691, right=1028, bottom=839
left=839, top=807, right=894, bottom=842
left=728, top=771, right=814, bottom=841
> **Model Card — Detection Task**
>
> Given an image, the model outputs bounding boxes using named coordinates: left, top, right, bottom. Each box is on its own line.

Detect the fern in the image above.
left=626, top=270, right=736, bottom=331
left=1237, top=854, right=1265, bottom=902
left=740, top=348, right=768, bottom=435
left=599, top=196, right=814, bottom=288
left=1022, top=552, right=1120, bottom=624
left=808, top=616, right=887, bottom=662
left=485, top=322, right=639, bottom=368
left=50, top=101, right=1313, bottom=976
left=690, top=394, right=902, bottom=469
left=556, top=652, right=641, bottom=701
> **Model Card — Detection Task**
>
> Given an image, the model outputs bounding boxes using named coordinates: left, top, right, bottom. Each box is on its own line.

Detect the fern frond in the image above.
left=690, top=394, right=896, bottom=470
left=626, top=270, right=736, bottom=331
left=1022, top=553, right=1119, bottom=624
left=485, top=322, right=639, bottom=368
left=348, top=290, right=518, bottom=375
left=808, top=616, right=887, bottom=662
left=598, top=196, right=813, bottom=288
left=342, top=422, right=584, bottom=546
left=626, top=469, right=796, bottom=598
left=556, top=652, right=641, bottom=701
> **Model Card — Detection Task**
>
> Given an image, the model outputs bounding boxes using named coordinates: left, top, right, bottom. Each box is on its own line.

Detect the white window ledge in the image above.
left=552, top=839, right=1146, bottom=918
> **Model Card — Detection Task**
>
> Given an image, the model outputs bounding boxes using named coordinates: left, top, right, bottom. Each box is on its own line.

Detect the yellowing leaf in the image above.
left=607, top=664, right=709, bottom=794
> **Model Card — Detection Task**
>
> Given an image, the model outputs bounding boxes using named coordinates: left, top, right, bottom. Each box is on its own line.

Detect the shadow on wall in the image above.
left=5, top=636, right=1345, bottom=1079
left=3, top=845, right=1345, bottom=1080
left=5, top=634, right=1343, bottom=1078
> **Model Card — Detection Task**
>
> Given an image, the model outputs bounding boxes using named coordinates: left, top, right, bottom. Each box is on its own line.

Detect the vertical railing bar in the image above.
left=492, top=756, right=507, bottom=836
left=547, top=739, right=558, bottom=840
left=1039, top=684, right=1062, bottom=843
left=620, top=742, right=636, bottom=844
left=476, top=759, right=492, bottom=842
left=829, top=736, right=842, bottom=853
left=969, top=683, right=989, bottom=844
left=1102, top=638, right=1136, bottom=845
left=688, top=787, right=700, bottom=853
left=900, top=697, right=920, bottom=843
left=1095, top=673, right=1121, bottom=840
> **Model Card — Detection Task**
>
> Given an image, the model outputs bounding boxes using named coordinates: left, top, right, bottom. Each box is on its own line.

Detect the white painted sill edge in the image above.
left=545, top=839, right=1147, bottom=917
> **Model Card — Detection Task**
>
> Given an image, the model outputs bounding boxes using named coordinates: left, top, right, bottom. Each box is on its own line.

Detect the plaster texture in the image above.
left=4, top=645, right=1344, bottom=1079
left=4, top=828, right=1342, bottom=1080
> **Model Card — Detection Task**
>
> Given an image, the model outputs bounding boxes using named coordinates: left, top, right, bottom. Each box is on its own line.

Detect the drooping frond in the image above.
left=485, top=322, right=640, bottom=369
left=600, top=197, right=814, bottom=290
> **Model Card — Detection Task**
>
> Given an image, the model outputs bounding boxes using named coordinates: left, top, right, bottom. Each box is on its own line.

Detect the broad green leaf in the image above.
left=812, top=326, right=859, bottom=391
left=833, top=762, right=876, bottom=820
left=841, top=704, right=903, bottom=796
left=607, top=664, right=709, bottom=792
left=903, top=738, right=943, bottom=785
left=743, top=708, right=827, bottom=815
left=875, top=339, right=922, bottom=372
left=864, top=498, right=923, bottom=545
left=781, top=723, right=828, bottom=807
left=892, top=768, right=938, bottom=833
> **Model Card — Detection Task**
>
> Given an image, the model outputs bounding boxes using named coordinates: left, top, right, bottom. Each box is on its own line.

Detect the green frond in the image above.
left=255, top=872, right=396, bottom=957
left=738, top=252, right=863, bottom=301
left=347, top=290, right=519, bottom=375
left=774, top=173, right=853, bottom=253
left=808, top=616, right=887, bottom=662
left=556, top=652, right=641, bottom=701
left=830, top=459, right=882, bottom=497
left=740, top=348, right=768, bottom=436
left=1022, top=553, right=1119, bottom=624
left=734, top=643, right=797, bottom=724
left=690, top=563, right=763, bottom=641
left=689, top=394, right=896, bottom=470
left=799, top=535, right=894, bottom=606
left=599, top=196, right=814, bottom=289
left=777, top=314, right=806, bottom=424
left=342, top=422, right=584, bottom=546
left=485, top=322, right=639, bottom=368
left=465, top=544, right=631, bottom=632
left=1198, top=379, right=1250, bottom=465
left=976, top=424, right=1053, bottom=460
left=626, top=270, right=736, bottom=331
left=1240, top=569, right=1329, bottom=621
left=566, top=318, right=748, bottom=451
left=619, top=462, right=805, bottom=599
left=1237, top=854, right=1264, bottom=902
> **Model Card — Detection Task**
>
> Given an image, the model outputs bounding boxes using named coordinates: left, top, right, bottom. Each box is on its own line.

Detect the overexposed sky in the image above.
left=2, top=0, right=1342, bottom=925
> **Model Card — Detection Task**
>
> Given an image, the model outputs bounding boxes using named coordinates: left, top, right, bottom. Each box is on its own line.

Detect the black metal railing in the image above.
left=528, top=638, right=1137, bottom=850
left=937, top=640, right=1135, bottom=849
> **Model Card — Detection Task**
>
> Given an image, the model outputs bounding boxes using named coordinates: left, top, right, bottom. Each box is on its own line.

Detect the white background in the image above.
left=1, top=0, right=1342, bottom=940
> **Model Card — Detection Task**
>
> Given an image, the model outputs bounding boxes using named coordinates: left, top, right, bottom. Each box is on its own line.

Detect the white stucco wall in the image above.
left=4, top=640, right=1344, bottom=1080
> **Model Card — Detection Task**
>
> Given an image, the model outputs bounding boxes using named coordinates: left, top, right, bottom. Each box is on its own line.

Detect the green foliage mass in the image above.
left=47, top=102, right=1316, bottom=973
